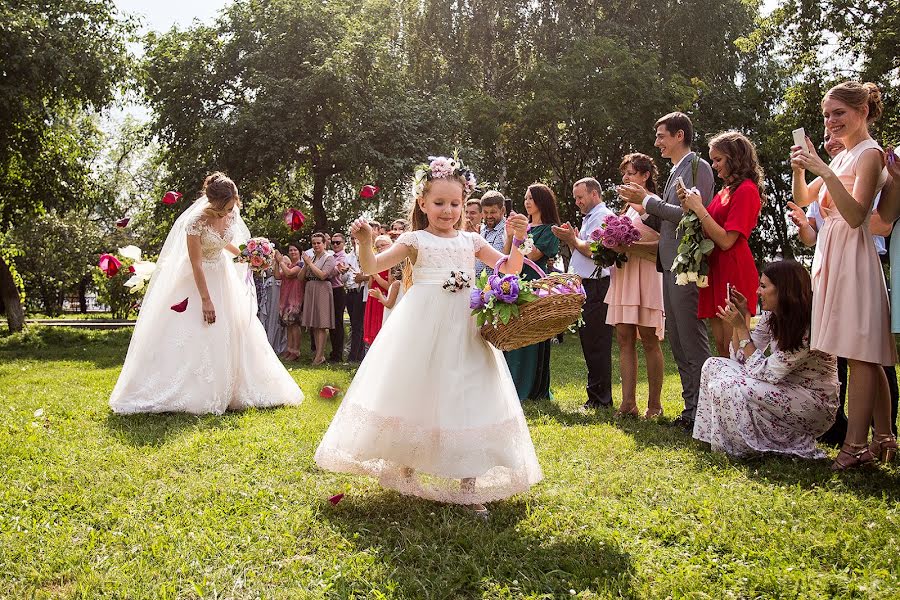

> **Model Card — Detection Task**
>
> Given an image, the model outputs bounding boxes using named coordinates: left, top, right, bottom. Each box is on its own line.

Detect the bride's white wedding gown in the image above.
left=109, top=200, right=303, bottom=415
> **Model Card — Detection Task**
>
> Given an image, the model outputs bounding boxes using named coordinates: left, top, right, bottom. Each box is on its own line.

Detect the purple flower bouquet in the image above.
left=589, top=214, right=642, bottom=274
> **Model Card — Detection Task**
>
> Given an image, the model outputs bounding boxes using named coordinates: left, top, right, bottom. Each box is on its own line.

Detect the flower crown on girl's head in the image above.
left=413, top=154, right=478, bottom=197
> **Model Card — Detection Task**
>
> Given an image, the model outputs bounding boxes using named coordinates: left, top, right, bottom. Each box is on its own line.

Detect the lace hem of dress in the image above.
left=314, top=403, right=543, bottom=504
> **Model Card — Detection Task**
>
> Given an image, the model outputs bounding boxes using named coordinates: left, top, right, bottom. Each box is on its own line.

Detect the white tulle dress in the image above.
left=314, top=230, right=543, bottom=504
left=109, top=199, right=304, bottom=415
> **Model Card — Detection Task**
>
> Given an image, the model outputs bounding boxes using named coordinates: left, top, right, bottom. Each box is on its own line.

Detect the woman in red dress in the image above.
left=363, top=235, right=393, bottom=345
left=681, top=131, right=763, bottom=356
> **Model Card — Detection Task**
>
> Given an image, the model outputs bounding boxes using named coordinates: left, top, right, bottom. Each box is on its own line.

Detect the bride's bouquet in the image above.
left=589, top=214, right=642, bottom=273
left=237, top=237, right=276, bottom=273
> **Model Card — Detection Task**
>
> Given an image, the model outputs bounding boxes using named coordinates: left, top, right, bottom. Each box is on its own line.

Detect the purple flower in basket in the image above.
left=489, top=274, right=520, bottom=303
left=470, top=288, right=485, bottom=309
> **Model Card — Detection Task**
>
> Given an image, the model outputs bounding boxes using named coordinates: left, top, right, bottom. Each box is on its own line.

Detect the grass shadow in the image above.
left=321, top=492, right=636, bottom=598
left=0, top=326, right=129, bottom=369
left=103, top=411, right=245, bottom=447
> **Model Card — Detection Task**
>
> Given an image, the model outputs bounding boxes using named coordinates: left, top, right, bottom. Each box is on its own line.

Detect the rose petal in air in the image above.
left=98, top=254, right=122, bottom=277
left=284, top=208, right=306, bottom=231
left=162, top=191, right=183, bottom=205
left=360, top=185, right=380, bottom=199
left=116, top=217, right=130, bottom=228
left=328, top=493, right=345, bottom=505
left=170, top=298, right=189, bottom=312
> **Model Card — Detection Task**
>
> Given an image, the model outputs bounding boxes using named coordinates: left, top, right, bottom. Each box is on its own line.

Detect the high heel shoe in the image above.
left=869, top=434, right=898, bottom=463
left=831, top=443, right=875, bottom=471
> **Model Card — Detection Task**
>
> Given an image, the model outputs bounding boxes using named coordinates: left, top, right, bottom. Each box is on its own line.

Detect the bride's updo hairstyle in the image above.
left=201, top=171, right=240, bottom=220
left=823, top=81, right=884, bottom=124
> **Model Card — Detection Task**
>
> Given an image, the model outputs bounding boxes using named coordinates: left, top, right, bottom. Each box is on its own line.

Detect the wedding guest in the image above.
left=607, top=154, right=665, bottom=418
left=389, top=218, right=410, bottom=240
left=505, top=184, right=560, bottom=401
left=619, top=112, right=715, bottom=431
left=274, top=243, right=305, bottom=361
left=478, top=191, right=509, bottom=276
left=256, top=266, right=287, bottom=355
left=790, top=81, right=896, bottom=469
left=552, top=178, right=615, bottom=408
left=373, top=264, right=404, bottom=323
left=693, top=261, right=839, bottom=458
left=327, top=233, right=350, bottom=362
left=881, top=146, right=900, bottom=437
left=368, top=220, right=383, bottom=236
left=788, top=131, right=899, bottom=443
left=363, top=235, right=392, bottom=346
left=344, top=235, right=369, bottom=362
left=465, top=198, right=483, bottom=233
left=679, top=131, right=763, bottom=357
left=302, top=232, right=337, bottom=365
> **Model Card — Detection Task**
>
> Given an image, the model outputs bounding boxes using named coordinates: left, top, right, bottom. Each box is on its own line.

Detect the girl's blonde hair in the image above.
left=201, top=171, right=240, bottom=220
left=374, top=234, right=393, bottom=247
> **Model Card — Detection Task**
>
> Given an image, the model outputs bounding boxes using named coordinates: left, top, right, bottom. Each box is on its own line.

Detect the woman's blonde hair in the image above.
left=201, top=171, right=240, bottom=219
left=824, top=81, right=883, bottom=124
left=708, top=130, right=766, bottom=204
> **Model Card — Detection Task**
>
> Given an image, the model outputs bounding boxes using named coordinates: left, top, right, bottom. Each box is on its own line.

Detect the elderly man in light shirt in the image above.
left=552, top=177, right=615, bottom=409
left=476, top=191, right=510, bottom=276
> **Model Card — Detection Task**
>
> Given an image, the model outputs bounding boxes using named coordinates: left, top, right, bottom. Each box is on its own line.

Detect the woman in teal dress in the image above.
left=505, top=183, right=561, bottom=400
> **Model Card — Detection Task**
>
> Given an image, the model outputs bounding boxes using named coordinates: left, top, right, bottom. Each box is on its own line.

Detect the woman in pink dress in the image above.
left=791, top=81, right=896, bottom=470
left=274, top=243, right=305, bottom=361
left=607, top=153, right=665, bottom=418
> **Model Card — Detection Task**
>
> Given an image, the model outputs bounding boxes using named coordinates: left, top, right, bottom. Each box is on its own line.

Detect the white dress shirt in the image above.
left=570, top=202, right=615, bottom=279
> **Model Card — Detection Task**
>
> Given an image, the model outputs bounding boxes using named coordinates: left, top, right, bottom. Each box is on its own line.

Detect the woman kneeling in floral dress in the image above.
left=693, top=260, right=839, bottom=458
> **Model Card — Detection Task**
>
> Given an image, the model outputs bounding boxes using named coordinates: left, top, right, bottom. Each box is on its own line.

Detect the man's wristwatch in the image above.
left=738, top=338, right=753, bottom=351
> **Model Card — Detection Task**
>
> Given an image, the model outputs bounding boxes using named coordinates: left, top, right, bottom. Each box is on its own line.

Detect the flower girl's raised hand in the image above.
left=350, top=218, right=374, bottom=245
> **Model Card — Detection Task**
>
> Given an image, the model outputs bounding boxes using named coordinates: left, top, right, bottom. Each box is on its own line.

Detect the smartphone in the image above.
left=792, top=128, right=806, bottom=150
left=726, top=282, right=732, bottom=303
left=888, top=148, right=897, bottom=166
left=675, top=176, right=686, bottom=192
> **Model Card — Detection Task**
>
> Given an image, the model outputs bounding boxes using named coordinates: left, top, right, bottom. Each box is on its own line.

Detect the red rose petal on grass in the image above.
left=284, top=208, right=305, bottom=231
left=116, top=217, right=130, bottom=228
left=98, top=254, right=122, bottom=277
left=328, top=493, right=344, bottom=505
left=360, top=185, right=379, bottom=199
left=170, top=298, right=189, bottom=312
left=319, top=385, right=340, bottom=398
left=162, top=191, right=183, bottom=205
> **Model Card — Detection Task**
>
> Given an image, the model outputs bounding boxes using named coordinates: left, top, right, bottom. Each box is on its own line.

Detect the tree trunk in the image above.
left=0, top=255, right=25, bottom=332
left=78, top=276, right=88, bottom=313
left=311, top=168, right=329, bottom=232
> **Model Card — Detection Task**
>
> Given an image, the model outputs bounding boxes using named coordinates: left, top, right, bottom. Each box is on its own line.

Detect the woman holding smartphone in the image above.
left=791, top=81, right=895, bottom=470
left=679, top=131, right=763, bottom=357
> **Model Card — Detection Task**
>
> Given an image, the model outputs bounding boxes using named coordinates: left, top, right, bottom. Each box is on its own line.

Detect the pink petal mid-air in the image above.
left=162, top=191, right=183, bottom=205
left=170, top=298, right=189, bottom=312
left=98, top=254, right=122, bottom=277
left=285, top=208, right=305, bottom=231
left=360, top=185, right=380, bottom=199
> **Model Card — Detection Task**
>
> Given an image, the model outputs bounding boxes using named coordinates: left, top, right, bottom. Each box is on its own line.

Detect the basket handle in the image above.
left=493, top=255, right=546, bottom=278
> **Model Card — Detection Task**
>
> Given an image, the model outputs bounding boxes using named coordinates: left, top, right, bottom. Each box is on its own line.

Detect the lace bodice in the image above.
left=186, top=212, right=235, bottom=262
left=396, top=230, right=488, bottom=275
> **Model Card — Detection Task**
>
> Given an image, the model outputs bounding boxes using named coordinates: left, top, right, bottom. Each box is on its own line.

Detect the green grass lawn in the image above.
left=1, top=327, right=898, bottom=599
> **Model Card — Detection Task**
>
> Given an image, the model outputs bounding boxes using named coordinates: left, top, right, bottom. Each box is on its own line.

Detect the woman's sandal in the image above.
left=831, top=443, right=876, bottom=471
left=614, top=405, right=639, bottom=418
left=869, top=434, right=898, bottom=463
left=643, top=407, right=664, bottom=419
left=468, top=503, right=490, bottom=521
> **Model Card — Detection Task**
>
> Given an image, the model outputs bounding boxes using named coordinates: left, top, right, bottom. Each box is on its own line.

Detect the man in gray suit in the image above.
left=620, top=112, right=715, bottom=431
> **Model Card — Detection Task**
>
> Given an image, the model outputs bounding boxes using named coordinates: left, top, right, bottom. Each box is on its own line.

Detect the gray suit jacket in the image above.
left=644, top=151, right=715, bottom=272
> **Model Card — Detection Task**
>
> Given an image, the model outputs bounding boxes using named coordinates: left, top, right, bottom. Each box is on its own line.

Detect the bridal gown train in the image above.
left=109, top=200, right=304, bottom=415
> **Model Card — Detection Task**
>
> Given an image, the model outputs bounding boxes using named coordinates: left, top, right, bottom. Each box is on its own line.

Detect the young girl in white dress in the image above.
left=109, top=172, right=304, bottom=415
left=314, top=157, right=543, bottom=515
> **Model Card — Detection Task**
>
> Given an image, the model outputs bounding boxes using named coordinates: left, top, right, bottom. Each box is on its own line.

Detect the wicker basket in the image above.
left=480, top=257, right=585, bottom=351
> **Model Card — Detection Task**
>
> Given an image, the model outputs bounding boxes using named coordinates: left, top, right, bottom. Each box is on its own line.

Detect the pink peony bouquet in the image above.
left=589, top=214, right=642, bottom=273
left=237, top=237, right=276, bottom=273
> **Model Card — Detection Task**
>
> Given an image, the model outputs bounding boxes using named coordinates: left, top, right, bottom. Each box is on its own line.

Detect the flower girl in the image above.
left=314, top=157, right=543, bottom=515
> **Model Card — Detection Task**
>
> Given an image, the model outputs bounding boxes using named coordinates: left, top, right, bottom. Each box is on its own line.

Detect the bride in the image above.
left=109, top=172, right=304, bottom=415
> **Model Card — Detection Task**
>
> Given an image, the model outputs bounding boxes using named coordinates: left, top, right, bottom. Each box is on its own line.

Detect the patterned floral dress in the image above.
left=693, top=313, right=839, bottom=458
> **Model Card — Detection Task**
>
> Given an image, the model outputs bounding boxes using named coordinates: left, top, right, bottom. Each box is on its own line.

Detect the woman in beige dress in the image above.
left=302, top=232, right=337, bottom=365
left=790, top=81, right=896, bottom=469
